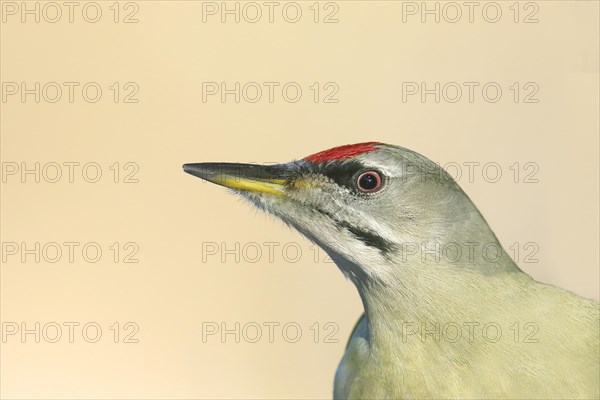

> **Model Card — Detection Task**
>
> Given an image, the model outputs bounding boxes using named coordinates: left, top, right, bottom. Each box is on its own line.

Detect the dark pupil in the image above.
left=359, top=173, right=378, bottom=190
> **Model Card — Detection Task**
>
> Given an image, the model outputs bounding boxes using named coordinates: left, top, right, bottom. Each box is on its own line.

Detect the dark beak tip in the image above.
left=182, top=163, right=208, bottom=179
left=183, top=163, right=204, bottom=175
left=182, top=162, right=291, bottom=185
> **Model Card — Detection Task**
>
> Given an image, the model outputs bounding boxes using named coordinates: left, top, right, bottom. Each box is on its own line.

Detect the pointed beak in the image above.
left=182, top=162, right=293, bottom=196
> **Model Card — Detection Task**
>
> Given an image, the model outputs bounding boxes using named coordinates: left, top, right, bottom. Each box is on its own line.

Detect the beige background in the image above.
left=1, top=1, right=598, bottom=399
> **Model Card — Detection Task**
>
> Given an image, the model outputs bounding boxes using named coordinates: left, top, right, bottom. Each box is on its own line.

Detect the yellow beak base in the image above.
left=183, top=162, right=289, bottom=196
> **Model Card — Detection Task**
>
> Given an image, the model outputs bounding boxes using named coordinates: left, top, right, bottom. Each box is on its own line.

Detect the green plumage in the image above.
left=335, top=272, right=600, bottom=399
left=184, top=143, right=600, bottom=399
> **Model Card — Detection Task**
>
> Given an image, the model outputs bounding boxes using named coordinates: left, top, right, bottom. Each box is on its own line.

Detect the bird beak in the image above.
left=182, top=162, right=291, bottom=196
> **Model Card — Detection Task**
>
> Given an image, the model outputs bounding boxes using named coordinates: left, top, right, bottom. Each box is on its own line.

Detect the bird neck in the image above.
left=349, top=240, right=524, bottom=350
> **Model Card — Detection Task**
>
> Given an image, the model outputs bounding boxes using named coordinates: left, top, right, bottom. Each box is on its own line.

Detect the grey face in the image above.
left=184, top=143, right=511, bottom=284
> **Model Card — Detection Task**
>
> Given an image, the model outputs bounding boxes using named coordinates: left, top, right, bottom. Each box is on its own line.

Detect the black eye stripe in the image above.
left=313, top=206, right=395, bottom=254
left=307, top=160, right=387, bottom=195
left=308, top=160, right=366, bottom=190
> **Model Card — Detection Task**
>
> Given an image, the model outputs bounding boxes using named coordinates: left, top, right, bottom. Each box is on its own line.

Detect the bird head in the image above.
left=184, top=142, right=517, bottom=289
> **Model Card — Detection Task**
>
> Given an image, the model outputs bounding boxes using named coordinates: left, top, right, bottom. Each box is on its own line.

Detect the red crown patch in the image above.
left=303, top=142, right=382, bottom=163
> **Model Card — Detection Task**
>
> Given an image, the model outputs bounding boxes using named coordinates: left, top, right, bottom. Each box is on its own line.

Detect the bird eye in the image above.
left=356, top=171, right=382, bottom=193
